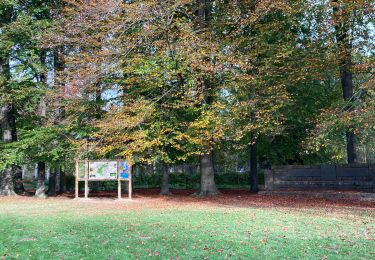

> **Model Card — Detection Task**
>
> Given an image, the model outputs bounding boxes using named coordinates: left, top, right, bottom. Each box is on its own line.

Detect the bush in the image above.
left=61, top=170, right=265, bottom=191
left=65, top=175, right=75, bottom=191
left=132, top=170, right=264, bottom=190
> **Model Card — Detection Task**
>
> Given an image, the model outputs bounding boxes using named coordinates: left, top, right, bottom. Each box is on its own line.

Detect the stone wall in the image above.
left=264, top=164, right=375, bottom=192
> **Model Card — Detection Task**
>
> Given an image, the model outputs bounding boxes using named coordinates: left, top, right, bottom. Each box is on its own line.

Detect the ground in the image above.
left=0, top=189, right=374, bottom=259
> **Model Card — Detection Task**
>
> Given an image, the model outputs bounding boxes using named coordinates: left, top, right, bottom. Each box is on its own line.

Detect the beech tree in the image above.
left=0, top=1, right=49, bottom=195
left=0, top=0, right=71, bottom=196
left=1, top=0, right=373, bottom=197
left=306, top=0, right=374, bottom=162
left=0, top=2, right=17, bottom=195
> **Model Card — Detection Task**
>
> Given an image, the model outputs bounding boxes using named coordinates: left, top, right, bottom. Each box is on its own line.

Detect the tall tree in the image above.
left=35, top=50, right=48, bottom=198
left=306, top=0, right=374, bottom=162
left=0, top=2, right=22, bottom=195
left=219, top=0, right=302, bottom=190
left=0, top=0, right=72, bottom=196
left=331, top=0, right=357, bottom=163
left=192, top=0, right=220, bottom=196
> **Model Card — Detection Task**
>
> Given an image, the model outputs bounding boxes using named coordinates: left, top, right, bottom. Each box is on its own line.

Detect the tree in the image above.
left=3, top=0, right=371, bottom=198
left=330, top=0, right=371, bottom=163
left=306, top=0, right=374, bottom=162
left=0, top=1, right=46, bottom=195
left=189, top=0, right=222, bottom=196
left=50, top=0, right=227, bottom=196
left=216, top=0, right=306, bottom=191
left=0, top=0, right=72, bottom=196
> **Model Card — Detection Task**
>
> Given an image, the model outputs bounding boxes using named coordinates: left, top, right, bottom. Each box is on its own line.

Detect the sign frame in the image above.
left=75, top=159, right=132, bottom=200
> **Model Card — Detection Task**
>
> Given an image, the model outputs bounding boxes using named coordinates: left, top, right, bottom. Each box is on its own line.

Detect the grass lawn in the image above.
left=0, top=190, right=374, bottom=259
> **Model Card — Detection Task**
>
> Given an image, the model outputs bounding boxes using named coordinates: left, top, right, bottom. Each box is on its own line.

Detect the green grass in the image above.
left=0, top=198, right=374, bottom=259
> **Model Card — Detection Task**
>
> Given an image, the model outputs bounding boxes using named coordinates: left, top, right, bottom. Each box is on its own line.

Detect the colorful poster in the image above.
left=120, top=161, right=130, bottom=179
left=89, top=161, right=118, bottom=179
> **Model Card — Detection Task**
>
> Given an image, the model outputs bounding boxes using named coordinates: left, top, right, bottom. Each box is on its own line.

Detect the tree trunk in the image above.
left=0, top=166, right=24, bottom=195
left=197, top=0, right=207, bottom=19
left=35, top=162, right=47, bottom=198
left=53, top=49, right=67, bottom=194
left=48, top=168, right=56, bottom=196
left=249, top=138, right=258, bottom=192
left=341, top=56, right=356, bottom=163
left=59, top=166, right=66, bottom=193
left=160, top=164, right=171, bottom=195
left=346, top=131, right=356, bottom=164
left=54, top=48, right=66, bottom=124
left=332, top=0, right=356, bottom=163
left=0, top=168, right=16, bottom=196
left=0, top=104, right=24, bottom=195
left=14, top=166, right=25, bottom=194
left=1, top=104, right=17, bottom=142
left=196, top=152, right=219, bottom=196
left=0, top=6, right=23, bottom=196
left=35, top=50, right=48, bottom=197
left=195, top=0, right=218, bottom=196
left=249, top=110, right=258, bottom=192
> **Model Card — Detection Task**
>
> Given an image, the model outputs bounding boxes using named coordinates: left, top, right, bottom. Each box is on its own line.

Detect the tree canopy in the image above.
left=0, top=0, right=374, bottom=195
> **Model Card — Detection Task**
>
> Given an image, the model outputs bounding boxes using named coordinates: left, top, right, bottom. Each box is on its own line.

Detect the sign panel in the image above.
left=75, top=159, right=132, bottom=199
left=89, top=161, right=118, bottom=179
left=78, top=162, right=86, bottom=179
left=120, top=161, right=130, bottom=179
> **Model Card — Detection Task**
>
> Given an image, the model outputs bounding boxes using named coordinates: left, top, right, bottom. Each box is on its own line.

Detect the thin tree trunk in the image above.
left=59, top=165, right=66, bottom=193
left=160, top=164, right=171, bottom=195
left=333, top=0, right=356, bottom=163
left=35, top=162, right=47, bottom=198
left=196, top=152, right=219, bottom=196
left=54, top=48, right=66, bottom=123
left=48, top=168, right=56, bottom=196
left=0, top=62, right=23, bottom=194
left=53, top=49, right=67, bottom=194
left=35, top=50, right=48, bottom=197
left=249, top=137, right=258, bottom=192
left=346, top=131, right=356, bottom=164
left=341, top=56, right=356, bottom=163
left=197, top=0, right=207, bottom=19
left=249, top=110, right=258, bottom=192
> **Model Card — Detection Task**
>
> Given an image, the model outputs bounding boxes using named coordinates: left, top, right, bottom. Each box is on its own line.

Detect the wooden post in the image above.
left=84, top=159, right=89, bottom=199
left=75, top=160, right=79, bottom=199
left=117, top=159, right=121, bottom=200
left=129, top=163, right=132, bottom=200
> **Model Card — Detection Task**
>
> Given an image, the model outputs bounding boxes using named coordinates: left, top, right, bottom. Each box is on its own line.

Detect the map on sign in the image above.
left=89, top=161, right=118, bottom=179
